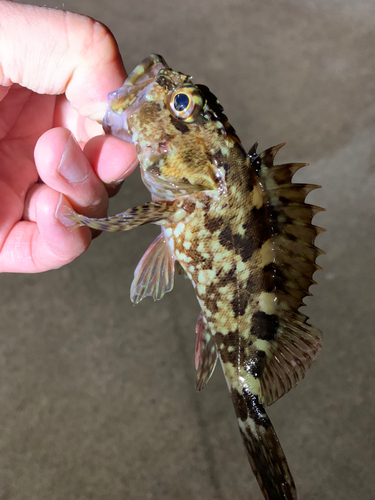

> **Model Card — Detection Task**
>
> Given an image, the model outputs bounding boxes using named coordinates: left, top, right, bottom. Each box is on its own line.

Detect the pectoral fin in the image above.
left=130, top=232, right=175, bottom=304
left=195, top=313, right=218, bottom=391
left=67, top=202, right=185, bottom=232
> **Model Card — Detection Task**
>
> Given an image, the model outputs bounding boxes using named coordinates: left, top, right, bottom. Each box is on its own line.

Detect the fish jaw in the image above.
left=103, top=54, right=169, bottom=142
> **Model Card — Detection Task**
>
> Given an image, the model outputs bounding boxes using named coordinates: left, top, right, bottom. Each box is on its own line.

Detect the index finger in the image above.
left=0, top=0, right=126, bottom=112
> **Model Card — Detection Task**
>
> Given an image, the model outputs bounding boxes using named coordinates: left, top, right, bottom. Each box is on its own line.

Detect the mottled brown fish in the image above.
left=69, top=54, right=324, bottom=500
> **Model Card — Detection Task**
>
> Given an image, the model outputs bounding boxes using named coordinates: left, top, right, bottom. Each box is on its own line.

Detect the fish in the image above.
left=69, top=54, right=324, bottom=499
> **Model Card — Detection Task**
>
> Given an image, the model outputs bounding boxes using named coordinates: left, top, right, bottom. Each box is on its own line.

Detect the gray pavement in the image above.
left=1, top=0, right=374, bottom=499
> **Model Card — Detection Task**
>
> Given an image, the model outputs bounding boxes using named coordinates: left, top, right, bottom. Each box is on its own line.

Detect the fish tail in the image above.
left=231, top=387, right=297, bottom=500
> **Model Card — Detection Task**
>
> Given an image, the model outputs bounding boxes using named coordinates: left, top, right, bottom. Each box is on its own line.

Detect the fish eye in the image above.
left=168, top=86, right=203, bottom=121
left=174, top=93, right=190, bottom=112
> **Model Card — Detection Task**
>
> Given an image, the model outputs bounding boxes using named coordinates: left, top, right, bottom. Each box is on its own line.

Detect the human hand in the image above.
left=0, top=1, right=138, bottom=272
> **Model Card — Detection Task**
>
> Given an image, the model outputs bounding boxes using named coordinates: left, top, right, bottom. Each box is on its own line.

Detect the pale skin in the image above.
left=0, top=0, right=138, bottom=273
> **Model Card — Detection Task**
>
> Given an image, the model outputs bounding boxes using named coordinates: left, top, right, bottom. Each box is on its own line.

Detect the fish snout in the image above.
left=103, top=54, right=169, bottom=142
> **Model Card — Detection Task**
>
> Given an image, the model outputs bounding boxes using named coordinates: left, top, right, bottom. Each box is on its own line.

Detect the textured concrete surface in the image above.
left=1, top=0, right=375, bottom=499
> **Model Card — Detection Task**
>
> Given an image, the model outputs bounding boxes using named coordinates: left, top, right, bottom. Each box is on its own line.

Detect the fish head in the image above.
left=104, top=54, right=238, bottom=200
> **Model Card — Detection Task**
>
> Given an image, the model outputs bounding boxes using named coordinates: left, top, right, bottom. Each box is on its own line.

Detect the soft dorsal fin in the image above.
left=248, top=143, right=324, bottom=406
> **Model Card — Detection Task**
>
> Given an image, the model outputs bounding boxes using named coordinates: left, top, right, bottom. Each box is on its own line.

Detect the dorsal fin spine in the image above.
left=248, top=142, right=324, bottom=406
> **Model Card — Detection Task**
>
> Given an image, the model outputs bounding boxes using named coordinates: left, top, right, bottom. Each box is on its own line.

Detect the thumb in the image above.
left=0, top=1, right=126, bottom=112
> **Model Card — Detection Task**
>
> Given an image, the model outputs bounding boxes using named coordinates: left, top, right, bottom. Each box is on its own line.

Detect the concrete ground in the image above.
left=1, top=0, right=374, bottom=499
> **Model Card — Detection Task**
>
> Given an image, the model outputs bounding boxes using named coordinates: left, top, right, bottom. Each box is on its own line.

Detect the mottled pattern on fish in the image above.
left=69, top=55, right=324, bottom=500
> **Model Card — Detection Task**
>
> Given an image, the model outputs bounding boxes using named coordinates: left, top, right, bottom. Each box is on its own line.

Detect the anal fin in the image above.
left=195, top=313, right=218, bottom=391
left=175, top=260, right=189, bottom=279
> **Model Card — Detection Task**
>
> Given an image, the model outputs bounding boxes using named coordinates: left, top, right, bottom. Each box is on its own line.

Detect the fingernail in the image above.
left=104, top=159, right=139, bottom=198
left=55, top=194, right=77, bottom=232
left=111, top=158, right=140, bottom=185
left=79, top=102, right=107, bottom=123
left=58, top=134, right=90, bottom=183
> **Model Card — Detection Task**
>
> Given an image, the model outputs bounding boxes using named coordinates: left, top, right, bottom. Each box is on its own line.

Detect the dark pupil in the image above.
left=174, top=93, right=190, bottom=111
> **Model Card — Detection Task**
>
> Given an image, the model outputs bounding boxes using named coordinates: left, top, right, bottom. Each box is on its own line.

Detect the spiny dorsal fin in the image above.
left=248, top=143, right=324, bottom=406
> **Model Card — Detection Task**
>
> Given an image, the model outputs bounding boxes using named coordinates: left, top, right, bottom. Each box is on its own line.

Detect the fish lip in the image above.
left=103, top=54, right=169, bottom=143
left=125, top=54, right=169, bottom=86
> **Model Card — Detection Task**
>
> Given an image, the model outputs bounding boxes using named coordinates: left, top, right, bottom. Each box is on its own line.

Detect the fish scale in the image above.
left=68, top=54, right=323, bottom=500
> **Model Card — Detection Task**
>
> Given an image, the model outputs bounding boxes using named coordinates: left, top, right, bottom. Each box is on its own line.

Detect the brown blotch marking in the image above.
left=231, top=288, right=249, bottom=318
left=261, top=262, right=287, bottom=293
left=215, top=330, right=239, bottom=365
left=233, top=233, right=257, bottom=262
left=218, top=225, right=233, bottom=250
left=231, top=388, right=271, bottom=429
left=169, top=115, right=189, bottom=134
left=244, top=205, right=273, bottom=249
left=242, top=389, right=271, bottom=428
left=246, top=274, right=264, bottom=295
left=220, top=267, right=237, bottom=287
left=231, top=388, right=248, bottom=422
left=218, top=222, right=261, bottom=263
left=215, top=330, right=239, bottom=349
left=251, top=311, right=279, bottom=341
left=186, top=242, right=214, bottom=270
left=204, top=215, right=223, bottom=234
left=206, top=264, right=237, bottom=294
left=246, top=264, right=276, bottom=295
left=178, top=235, right=208, bottom=267
left=201, top=282, right=219, bottom=313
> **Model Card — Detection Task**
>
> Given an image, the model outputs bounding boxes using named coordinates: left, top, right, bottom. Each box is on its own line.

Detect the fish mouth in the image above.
left=103, top=54, right=169, bottom=142
left=125, top=54, right=168, bottom=86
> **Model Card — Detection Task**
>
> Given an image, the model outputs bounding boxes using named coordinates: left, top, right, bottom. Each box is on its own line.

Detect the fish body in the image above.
left=70, top=54, right=323, bottom=499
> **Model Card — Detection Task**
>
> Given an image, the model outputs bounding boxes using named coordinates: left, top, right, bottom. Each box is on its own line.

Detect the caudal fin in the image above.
left=231, top=387, right=297, bottom=500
